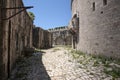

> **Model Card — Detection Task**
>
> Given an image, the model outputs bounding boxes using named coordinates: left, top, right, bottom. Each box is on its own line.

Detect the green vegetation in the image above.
left=104, top=67, right=120, bottom=78
left=64, top=45, right=72, bottom=49
left=35, top=48, right=41, bottom=52
left=28, top=11, right=35, bottom=20
left=52, top=48, right=60, bottom=52
left=34, top=48, right=46, bottom=53
left=69, top=49, right=120, bottom=79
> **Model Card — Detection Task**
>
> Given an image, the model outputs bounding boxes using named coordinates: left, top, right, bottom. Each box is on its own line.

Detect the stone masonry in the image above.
left=0, top=0, right=4, bottom=79
left=70, top=0, right=120, bottom=59
left=48, top=26, right=72, bottom=46
left=0, top=0, right=52, bottom=80
left=33, top=27, right=52, bottom=49
left=0, top=0, right=34, bottom=79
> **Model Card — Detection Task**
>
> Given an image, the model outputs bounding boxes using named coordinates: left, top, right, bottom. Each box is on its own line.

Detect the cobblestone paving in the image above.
left=9, top=53, right=51, bottom=80
left=42, top=47, right=119, bottom=80
left=9, top=47, right=120, bottom=80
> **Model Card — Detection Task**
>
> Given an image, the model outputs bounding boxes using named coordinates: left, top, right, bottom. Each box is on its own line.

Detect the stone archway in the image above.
left=55, top=36, right=64, bottom=45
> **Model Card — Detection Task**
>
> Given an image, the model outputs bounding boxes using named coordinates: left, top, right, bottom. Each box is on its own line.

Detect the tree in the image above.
left=28, top=11, right=35, bottom=20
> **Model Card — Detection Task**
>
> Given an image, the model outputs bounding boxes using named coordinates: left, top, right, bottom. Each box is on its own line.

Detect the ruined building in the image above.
left=48, top=26, right=72, bottom=46
left=33, top=27, right=52, bottom=49
left=0, top=0, right=52, bottom=80
left=70, top=0, right=120, bottom=58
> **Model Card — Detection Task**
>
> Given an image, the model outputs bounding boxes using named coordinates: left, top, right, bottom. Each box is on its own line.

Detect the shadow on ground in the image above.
left=9, top=52, right=51, bottom=80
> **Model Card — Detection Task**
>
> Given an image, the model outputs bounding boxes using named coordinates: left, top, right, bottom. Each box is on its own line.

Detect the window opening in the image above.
left=103, top=0, right=107, bottom=5
left=93, top=2, right=95, bottom=11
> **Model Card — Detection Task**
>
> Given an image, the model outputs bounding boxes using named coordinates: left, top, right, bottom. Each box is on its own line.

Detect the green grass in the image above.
left=34, top=48, right=46, bottom=53
left=104, top=67, right=120, bottom=78
left=64, top=45, right=72, bottom=49
left=35, top=48, right=41, bottom=52
left=69, top=49, right=120, bottom=79
left=93, top=60, right=100, bottom=67
left=52, top=48, right=60, bottom=52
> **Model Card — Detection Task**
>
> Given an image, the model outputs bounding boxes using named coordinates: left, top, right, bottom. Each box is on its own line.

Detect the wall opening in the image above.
left=93, top=2, right=95, bottom=11
left=103, top=0, right=107, bottom=5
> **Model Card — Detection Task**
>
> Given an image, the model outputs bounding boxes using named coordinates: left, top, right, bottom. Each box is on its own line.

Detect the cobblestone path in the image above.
left=42, top=47, right=77, bottom=80
left=42, top=47, right=111, bottom=80
left=9, top=47, right=120, bottom=80
left=9, top=52, right=51, bottom=80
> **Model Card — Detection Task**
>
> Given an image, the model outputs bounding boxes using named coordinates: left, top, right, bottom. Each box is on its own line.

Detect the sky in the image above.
left=23, top=0, right=71, bottom=30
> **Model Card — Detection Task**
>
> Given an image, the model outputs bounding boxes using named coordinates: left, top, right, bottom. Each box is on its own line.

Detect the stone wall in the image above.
left=0, top=0, right=53, bottom=79
left=33, top=27, right=52, bottom=49
left=0, top=0, right=33, bottom=79
left=71, top=0, right=120, bottom=59
left=0, top=0, right=4, bottom=79
left=0, top=0, right=8, bottom=79
left=49, top=26, right=72, bottom=46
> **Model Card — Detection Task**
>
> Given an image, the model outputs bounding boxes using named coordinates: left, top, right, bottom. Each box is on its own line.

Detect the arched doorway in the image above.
left=55, top=36, right=64, bottom=45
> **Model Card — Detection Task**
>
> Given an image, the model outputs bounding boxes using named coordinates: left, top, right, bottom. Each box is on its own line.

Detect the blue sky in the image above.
left=23, top=0, right=71, bottom=30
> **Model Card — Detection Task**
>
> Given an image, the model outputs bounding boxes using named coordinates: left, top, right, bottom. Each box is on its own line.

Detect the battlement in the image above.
left=48, top=26, right=68, bottom=32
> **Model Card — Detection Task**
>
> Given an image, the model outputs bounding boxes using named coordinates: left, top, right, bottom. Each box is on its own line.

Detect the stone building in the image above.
left=33, top=27, right=52, bottom=49
left=68, top=16, right=79, bottom=49
left=70, top=0, right=120, bottom=58
left=48, top=26, right=72, bottom=46
left=0, top=0, right=33, bottom=79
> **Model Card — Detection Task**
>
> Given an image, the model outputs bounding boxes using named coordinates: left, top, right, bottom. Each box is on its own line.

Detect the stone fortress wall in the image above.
left=48, top=26, right=72, bottom=45
left=71, top=0, right=120, bottom=58
left=33, top=27, right=52, bottom=49
left=0, top=0, right=52, bottom=79
left=0, top=0, right=33, bottom=79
